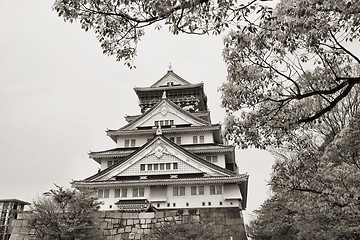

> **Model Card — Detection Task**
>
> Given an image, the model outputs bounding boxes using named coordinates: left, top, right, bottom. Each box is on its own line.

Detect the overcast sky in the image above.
left=0, top=0, right=274, bottom=222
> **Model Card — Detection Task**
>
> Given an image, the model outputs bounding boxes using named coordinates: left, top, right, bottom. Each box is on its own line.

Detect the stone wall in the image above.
left=9, top=208, right=247, bottom=240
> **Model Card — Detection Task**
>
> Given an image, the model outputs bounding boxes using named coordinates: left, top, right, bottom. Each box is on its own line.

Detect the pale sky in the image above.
left=0, top=0, right=274, bottom=223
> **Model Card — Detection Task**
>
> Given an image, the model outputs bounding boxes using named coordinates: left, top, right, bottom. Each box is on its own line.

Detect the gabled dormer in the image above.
left=120, top=98, right=210, bottom=131
left=85, top=134, right=235, bottom=182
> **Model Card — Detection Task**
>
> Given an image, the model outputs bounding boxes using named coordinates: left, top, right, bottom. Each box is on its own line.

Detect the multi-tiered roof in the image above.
left=73, top=70, right=248, bottom=211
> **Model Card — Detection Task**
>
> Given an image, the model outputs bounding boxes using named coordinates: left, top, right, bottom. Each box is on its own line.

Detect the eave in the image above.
left=72, top=175, right=248, bottom=188
left=106, top=125, right=222, bottom=142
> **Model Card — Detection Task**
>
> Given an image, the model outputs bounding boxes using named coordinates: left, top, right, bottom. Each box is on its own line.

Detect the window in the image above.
left=173, top=163, right=178, bottom=170
left=107, top=160, right=114, bottom=168
left=206, top=156, right=218, bottom=163
left=193, top=136, right=204, bottom=143
left=186, top=203, right=189, bottom=207
left=176, top=137, right=181, bottom=144
left=98, top=189, right=109, bottom=198
left=115, top=188, right=128, bottom=198
left=125, top=139, right=136, bottom=147
left=173, top=187, right=185, bottom=196
left=148, top=164, right=153, bottom=171
left=198, top=186, right=205, bottom=195
left=155, top=120, right=174, bottom=127
left=154, top=164, right=159, bottom=170
left=166, top=163, right=171, bottom=170
left=122, top=189, right=128, bottom=198
left=173, top=203, right=176, bottom=207
left=191, top=186, right=197, bottom=195
left=208, top=202, right=211, bottom=206
left=160, top=163, right=165, bottom=170
left=170, top=137, right=175, bottom=142
left=191, top=186, right=204, bottom=195
left=115, top=189, right=121, bottom=198
left=210, top=185, right=222, bottom=195
left=140, top=164, right=145, bottom=171
left=132, top=188, right=145, bottom=197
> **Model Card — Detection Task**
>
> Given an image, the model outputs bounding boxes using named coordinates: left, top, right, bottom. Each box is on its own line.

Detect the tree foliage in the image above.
left=52, top=0, right=270, bottom=67
left=27, top=186, right=104, bottom=240
left=248, top=110, right=360, bottom=239
left=221, top=0, right=360, bottom=148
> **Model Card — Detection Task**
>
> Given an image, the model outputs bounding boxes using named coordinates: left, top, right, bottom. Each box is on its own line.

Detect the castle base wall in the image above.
left=9, top=208, right=247, bottom=240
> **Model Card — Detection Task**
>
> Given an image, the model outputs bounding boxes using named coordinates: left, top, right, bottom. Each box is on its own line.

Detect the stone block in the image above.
left=139, top=212, right=154, bottom=219
left=140, top=218, right=146, bottom=224
left=134, top=219, right=140, bottom=224
left=154, top=211, right=164, bottom=218
left=129, top=232, right=136, bottom=239
left=127, top=219, right=134, bottom=225
left=123, top=213, right=139, bottom=219
left=125, top=226, right=132, bottom=233
left=135, top=233, right=142, bottom=239
left=145, top=219, right=152, bottom=224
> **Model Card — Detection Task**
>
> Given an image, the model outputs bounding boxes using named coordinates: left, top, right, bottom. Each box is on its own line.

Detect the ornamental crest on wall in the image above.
left=148, top=139, right=170, bottom=159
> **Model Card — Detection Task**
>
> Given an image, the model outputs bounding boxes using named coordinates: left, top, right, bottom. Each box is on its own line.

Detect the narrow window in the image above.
left=186, top=202, right=189, bottom=207
left=104, top=189, right=109, bottom=198
left=130, top=139, right=136, bottom=147
left=133, top=188, right=139, bottom=197
left=170, top=120, right=174, bottom=125
left=173, top=187, right=179, bottom=196
left=216, top=185, right=223, bottom=194
left=202, top=202, right=205, bottom=206
left=154, top=121, right=159, bottom=127
left=199, top=135, right=205, bottom=143
left=167, top=203, right=170, bottom=207
left=180, top=187, right=185, bottom=196
left=173, top=203, right=176, bottom=207
left=164, top=120, right=169, bottom=126
left=154, top=164, right=159, bottom=170
left=170, top=137, right=175, bottom=142
left=140, top=164, right=145, bottom=171
left=121, top=188, right=127, bottom=198
left=98, top=190, right=103, bottom=198
left=193, top=136, right=198, bottom=144
left=173, top=163, right=178, bottom=170
left=210, top=185, right=216, bottom=195
left=176, top=137, right=181, bottom=144
left=166, top=163, right=171, bottom=170
left=107, top=160, right=113, bottom=168
left=219, top=202, right=223, bottom=206
left=157, top=203, right=160, bottom=208
left=212, top=156, right=218, bottom=163
left=198, top=186, right=205, bottom=195
left=139, top=188, right=144, bottom=197
left=160, top=163, right=165, bottom=170
left=114, top=189, right=121, bottom=198
left=206, top=156, right=212, bottom=162
left=208, top=202, right=211, bottom=206
left=147, top=164, right=153, bottom=171
left=191, top=186, right=197, bottom=195
left=125, top=139, right=130, bottom=147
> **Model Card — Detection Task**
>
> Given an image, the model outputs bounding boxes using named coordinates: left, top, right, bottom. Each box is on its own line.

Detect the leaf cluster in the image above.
left=52, top=0, right=269, bottom=67
left=221, top=0, right=360, bottom=148
left=27, top=186, right=104, bottom=240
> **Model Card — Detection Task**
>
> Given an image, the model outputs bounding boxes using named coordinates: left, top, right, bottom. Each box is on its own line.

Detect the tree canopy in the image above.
left=221, top=0, right=360, bottom=148
left=27, top=186, right=104, bottom=240
left=53, top=0, right=360, bottom=148
left=247, top=108, right=360, bottom=239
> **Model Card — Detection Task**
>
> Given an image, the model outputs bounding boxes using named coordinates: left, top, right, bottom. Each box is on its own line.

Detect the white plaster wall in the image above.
left=116, top=131, right=214, bottom=147
left=197, top=153, right=226, bottom=168
left=97, top=184, right=241, bottom=211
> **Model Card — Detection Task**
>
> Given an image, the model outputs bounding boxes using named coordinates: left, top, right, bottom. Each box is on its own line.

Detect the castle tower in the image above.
left=73, top=69, right=248, bottom=238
